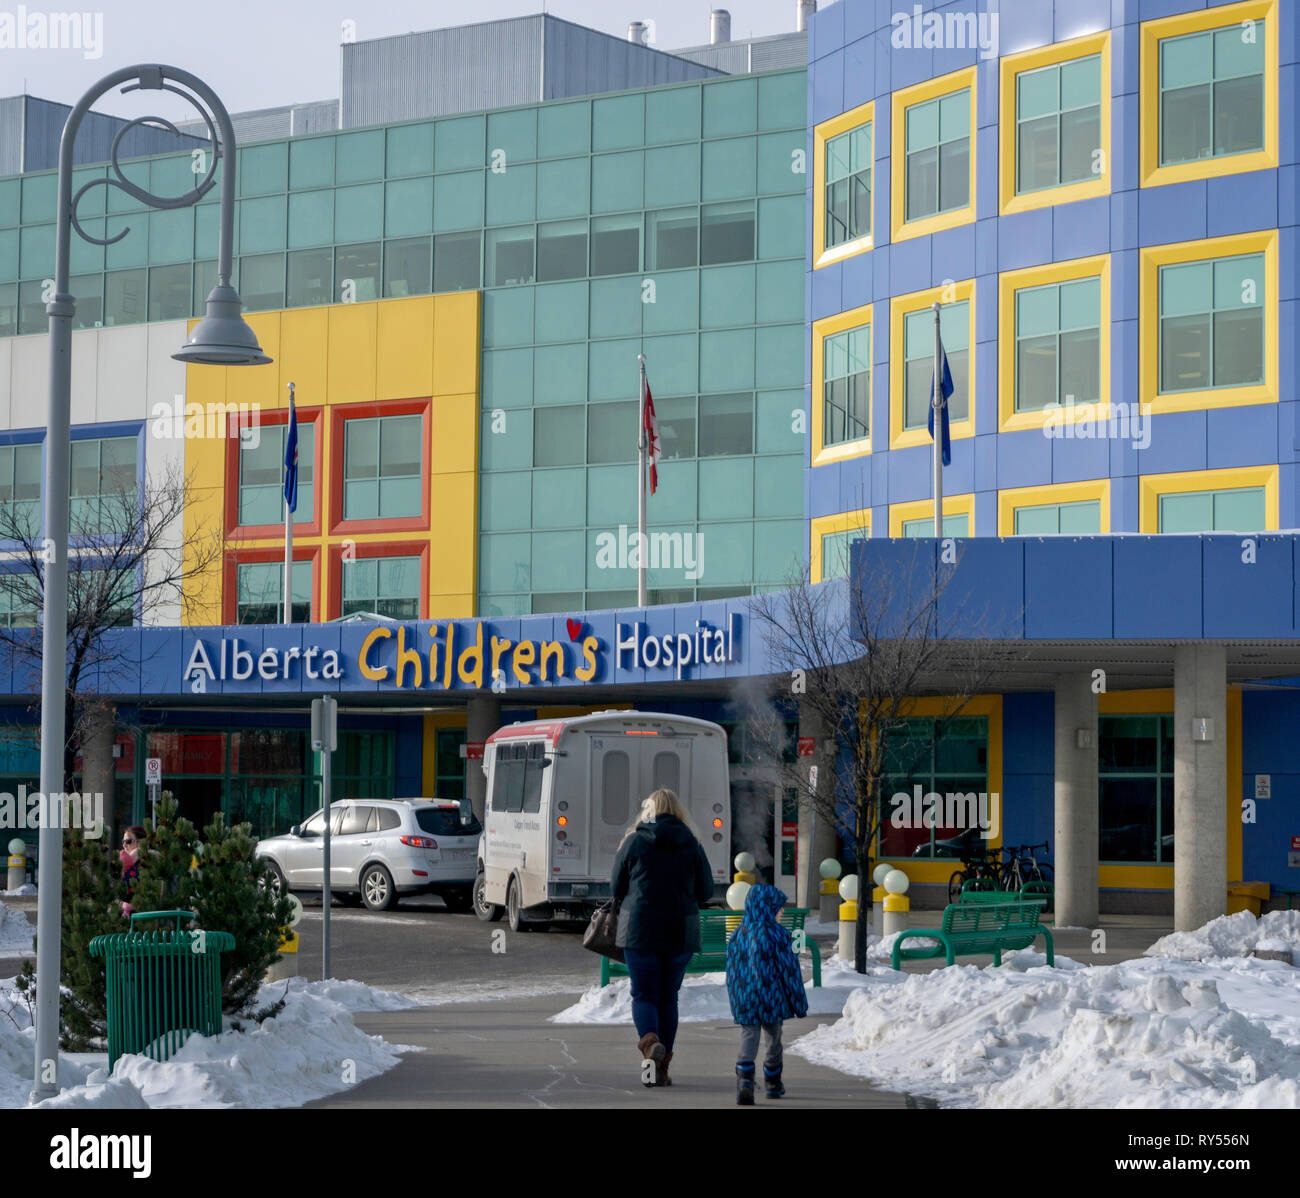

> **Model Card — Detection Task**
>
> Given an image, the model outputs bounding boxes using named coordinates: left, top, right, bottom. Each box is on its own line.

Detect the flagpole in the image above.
left=931, top=302, right=943, bottom=537
left=283, top=381, right=294, bottom=625
left=637, top=354, right=648, bottom=607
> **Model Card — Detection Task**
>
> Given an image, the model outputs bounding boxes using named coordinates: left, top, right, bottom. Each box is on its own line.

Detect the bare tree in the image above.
left=746, top=530, right=1015, bottom=972
left=0, top=461, right=223, bottom=796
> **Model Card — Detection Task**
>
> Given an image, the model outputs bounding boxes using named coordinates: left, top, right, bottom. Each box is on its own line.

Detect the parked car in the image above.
left=256, top=798, right=482, bottom=912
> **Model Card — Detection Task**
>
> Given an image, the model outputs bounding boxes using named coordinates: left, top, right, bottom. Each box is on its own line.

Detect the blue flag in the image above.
left=928, top=340, right=954, bottom=468
left=283, top=396, right=299, bottom=515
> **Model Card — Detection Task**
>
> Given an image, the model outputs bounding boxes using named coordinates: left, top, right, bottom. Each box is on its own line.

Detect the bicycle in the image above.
left=947, top=848, right=1003, bottom=904
left=999, top=842, right=1054, bottom=909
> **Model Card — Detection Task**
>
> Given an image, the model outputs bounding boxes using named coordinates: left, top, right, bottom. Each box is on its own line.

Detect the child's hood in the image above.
left=744, top=882, right=787, bottom=921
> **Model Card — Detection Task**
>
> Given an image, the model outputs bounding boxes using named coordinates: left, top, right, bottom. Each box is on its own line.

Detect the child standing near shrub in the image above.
left=725, top=883, right=809, bottom=1105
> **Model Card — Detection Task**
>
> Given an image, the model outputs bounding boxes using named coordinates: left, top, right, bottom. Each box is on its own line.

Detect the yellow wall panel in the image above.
left=327, top=304, right=378, bottom=405
left=428, top=594, right=475, bottom=619
left=230, top=313, right=282, bottom=413
left=429, top=393, right=479, bottom=475
left=377, top=296, right=435, bottom=399
left=279, top=307, right=329, bottom=406
left=426, top=471, right=477, bottom=595
left=432, top=292, right=482, bottom=396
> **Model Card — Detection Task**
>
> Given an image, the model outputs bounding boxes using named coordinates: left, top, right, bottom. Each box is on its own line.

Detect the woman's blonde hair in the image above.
left=620, top=787, right=700, bottom=845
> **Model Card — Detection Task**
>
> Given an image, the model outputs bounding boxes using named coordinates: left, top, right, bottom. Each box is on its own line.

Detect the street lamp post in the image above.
left=32, top=65, right=270, bottom=1104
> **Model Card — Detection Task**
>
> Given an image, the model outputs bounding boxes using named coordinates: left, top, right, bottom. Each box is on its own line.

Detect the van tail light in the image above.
left=556, top=830, right=567, bottom=841
left=712, top=818, right=723, bottom=828
left=401, top=835, right=438, bottom=849
left=557, top=815, right=568, bottom=827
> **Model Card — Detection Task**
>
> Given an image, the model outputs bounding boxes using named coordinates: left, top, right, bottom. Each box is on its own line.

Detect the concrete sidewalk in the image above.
left=308, top=994, right=910, bottom=1109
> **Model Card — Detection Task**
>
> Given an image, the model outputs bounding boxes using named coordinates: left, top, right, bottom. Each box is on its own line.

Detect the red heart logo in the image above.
left=566, top=619, right=582, bottom=641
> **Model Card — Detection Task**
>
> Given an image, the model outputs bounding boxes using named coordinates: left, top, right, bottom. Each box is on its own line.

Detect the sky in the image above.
left=1, top=0, right=807, bottom=119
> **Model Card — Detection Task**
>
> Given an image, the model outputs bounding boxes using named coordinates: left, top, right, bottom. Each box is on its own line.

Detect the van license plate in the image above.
left=555, top=842, right=580, bottom=858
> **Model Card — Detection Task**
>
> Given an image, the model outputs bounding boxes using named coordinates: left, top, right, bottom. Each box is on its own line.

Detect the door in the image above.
left=284, top=805, right=341, bottom=887
left=589, top=735, right=635, bottom=883
left=482, top=743, right=528, bottom=904
left=331, top=804, right=377, bottom=889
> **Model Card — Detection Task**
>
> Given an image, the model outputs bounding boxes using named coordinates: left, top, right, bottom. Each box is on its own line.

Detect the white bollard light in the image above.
left=7, top=837, right=25, bottom=892
left=837, top=874, right=859, bottom=963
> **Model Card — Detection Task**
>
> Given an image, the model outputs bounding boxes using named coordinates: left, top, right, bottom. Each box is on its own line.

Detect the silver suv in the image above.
left=255, top=798, right=482, bottom=912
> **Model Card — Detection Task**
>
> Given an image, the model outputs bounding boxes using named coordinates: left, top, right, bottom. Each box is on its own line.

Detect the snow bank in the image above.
left=1146, top=909, right=1300, bottom=963
left=0, top=902, right=33, bottom=953
left=3, top=884, right=36, bottom=898
left=1, top=978, right=414, bottom=1109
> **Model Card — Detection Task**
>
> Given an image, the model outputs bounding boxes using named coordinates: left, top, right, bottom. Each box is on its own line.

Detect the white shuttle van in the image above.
left=472, top=711, right=731, bottom=931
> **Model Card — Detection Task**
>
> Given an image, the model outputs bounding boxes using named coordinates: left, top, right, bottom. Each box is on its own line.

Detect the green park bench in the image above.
left=601, top=905, right=821, bottom=988
left=891, top=899, right=1054, bottom=969
left=962, top=879, right=1054, bottom=908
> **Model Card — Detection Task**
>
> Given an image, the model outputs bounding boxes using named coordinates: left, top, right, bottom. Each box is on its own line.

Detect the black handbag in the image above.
left=582, top=900, right=624, bottom=963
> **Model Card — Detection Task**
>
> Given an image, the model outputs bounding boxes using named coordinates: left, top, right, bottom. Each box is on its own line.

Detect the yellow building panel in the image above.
left=433, top=291, right=483, bottom=396
left=429, top=393, right=480, bottom=475
left=426, top=471, right=477, bottom=596
left=278, top=307, right=330, bottom=405
left=428, top=594, right=475, bottom=620
left=327, top=304, right=378, bottom=405
left=377, top=296, right=436, bottom=399
left=232, top=313, right=282, bottom=413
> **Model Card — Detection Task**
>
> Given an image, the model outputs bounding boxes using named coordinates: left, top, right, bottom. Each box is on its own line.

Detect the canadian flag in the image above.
left=643, top=376, right=661, bottom=496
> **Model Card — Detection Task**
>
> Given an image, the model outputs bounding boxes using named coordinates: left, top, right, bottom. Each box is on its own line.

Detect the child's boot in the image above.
left=736, top=1062, right=755, bottom=1105
left=764, top=1066, right=785, bottom=1098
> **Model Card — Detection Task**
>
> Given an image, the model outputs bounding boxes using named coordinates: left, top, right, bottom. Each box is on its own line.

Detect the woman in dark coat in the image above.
left=611, top=787, right=714, bottom=1088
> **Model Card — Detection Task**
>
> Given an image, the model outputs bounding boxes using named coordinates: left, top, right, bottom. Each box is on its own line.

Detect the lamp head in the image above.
left=172, top=283, right=272, bottom=366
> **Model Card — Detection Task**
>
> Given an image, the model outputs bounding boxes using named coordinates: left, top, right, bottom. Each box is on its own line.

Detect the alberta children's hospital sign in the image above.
left=181, top=613, right=743, bottom=694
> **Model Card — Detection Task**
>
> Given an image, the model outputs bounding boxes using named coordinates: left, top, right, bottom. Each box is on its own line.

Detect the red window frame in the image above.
left=225, top=407, right=323, bottom=538
left=223, top=547, right=320, bottom=625
left=329, top=399, right=431, bottom=537
left=328, top=540, right=429, bottom=621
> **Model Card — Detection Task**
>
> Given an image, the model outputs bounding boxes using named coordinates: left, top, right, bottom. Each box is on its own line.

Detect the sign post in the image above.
left=311, top=696, right=338, bottom=980
left=144, top=757, right=162, bottom=826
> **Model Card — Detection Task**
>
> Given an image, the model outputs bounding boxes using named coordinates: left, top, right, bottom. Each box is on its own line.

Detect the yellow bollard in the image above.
left=264, top=927, right=300, bottom=982
left=7, top=838, right=26, bottom=892
left=882, top=891, right=910, bottom=939
left=837, top=897, right=858, bottom=963
left=733, top=870, right=757, bottom=885
left=872, top=884, right=886, bottom=936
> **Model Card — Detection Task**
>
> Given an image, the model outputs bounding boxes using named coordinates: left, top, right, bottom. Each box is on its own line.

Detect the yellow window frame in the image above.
left=811, top=303, right=873, bottom=465
left=891, top=66, right=977, bottom=244
left=889, top=278, right=976, bottom=450
left=998, top=254, right=1111, bottom=434
left=813, top=101, right=874, bottom=269
left=888, top=492, right=975, bottom=539
left=1140, top=230, right=1278, bottom=415
left=997, top=479, right=1111, bottom=536
left=1138, top=464, right=1278, bottom=533
left=1140, top=0, right=1278, bottom=188
left=810, top=508, right=872, bottom=584
left=1000, top=31, right=1112, bottom=216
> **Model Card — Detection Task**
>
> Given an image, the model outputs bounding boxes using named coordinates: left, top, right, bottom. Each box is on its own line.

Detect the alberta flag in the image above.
left=928, top=337, right=954, bottom=468
left=643, top=376, right=661, bottom=496
left=284, top=393, right=299, bottom=514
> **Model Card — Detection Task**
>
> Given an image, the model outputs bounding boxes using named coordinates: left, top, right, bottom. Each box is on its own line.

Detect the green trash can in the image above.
left=89, top=910, right=235, bottom=1071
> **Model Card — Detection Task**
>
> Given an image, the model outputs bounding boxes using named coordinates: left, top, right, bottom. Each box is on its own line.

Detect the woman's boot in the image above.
left=638, top=1032, right=665, bottom=1086
left=736, top=1062, right=755, bottom=1105
left=655, top=1050, right=673, bottom=1086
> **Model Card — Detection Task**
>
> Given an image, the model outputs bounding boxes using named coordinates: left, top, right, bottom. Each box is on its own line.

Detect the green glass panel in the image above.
left=482, top=287, right=534, bottom=347
left=336, top=130, right=385, bottom=182
left=585, top=465, right=638, bottom=529
left=1018, top=64, right=1059, bottom=120
left=532, top=280, right=587, bottom=343
left=941, top=301, right=969, bottom=351
left=287, top=248, right=332, bottom=307
left=700, top=458, right=753, bottom=519
left=939, top=90, right=971, bottom=141
left=383, top=235, right=432, bottom=298
left=433, top=171, right=484, bottom=231
left=480, top=409, right=533, bottom=469
left=533, top=405, right=585, bottom=466
left=531, top=344, right=586, bottom=407
left=147, top=207, right=193, bottom=264
left=700, top=329, right=755, bottom=392
left=479, top=533, right=531, bottom=593
left=532, top=531, right=585, bottom=591
left=194, top=203, right=220, bottom=258
left=291, top=138, right=335, bottom=189
left=644, top=144, right=699, bottom=208
left=487, top=109, right=537, bottom=163
left=758, top=132, right=802, bottom=195
left=536, top=156, right=591, bottom=221
left=239, top=253, right=285, bottom=310
left=385, top=177, right=433, bottom=238
left=19, top=224, right=54, bottom=277
left=646, top=85, right=701, bottom=144
left=756, top=260, right=806, bottom=324
left=905, top=308, right=933, bottom=357
left=1016, top=282, right=1059, bottom=338
left=68, top=221, right=103, bottom=274
left=1213, top=254, right=1263, bottom=310
left=334, top=243, right=379, bottom=302
left=148, top=263, right=190, bottom=321
left=590, top=276, right=643, bottom=339
left=386, top=123, right=434, bottom=176
left=903, top=513, right=969, bottom=537
left=432, top=116, right=483, bottom=172
left=588, top=336, right=643, bottom=401
left=1058, top=500, right=1101, bottom=534
left=532, top=467, right=585, bottom=528
left=334, top=184, right=383, bottom=243
left=479, top=471, right=532, bottom=531
left=103, top=268, right=146, bottom=326
left=239, top=195, right=286, bottom=254
left=0, top=281, right=16, bottom=334
left=753, top=519, right=802, bottom=583
left=239, top=142, right=288, bottom=196
left=1061, top=56, right=1101, bottom=109
left=69, top=271, right=103, bottom=329
left=757, top=195, right=803, bottom=259
left=70, top=167, right=105, bottom=217
left=756, top=389, right=802, bottom=453
left=486, top=162, right=536, bottom=225
left=1214, top=22, right=1264, bottom=78
left=907, top=98, right=940, bottom=151
left=482, top=348, right=534, bottom=409
left=538, top=101, right=590, bottom=158
left=107, top=161, right=147, bottom=214
left=1059, top=278, right=1100, bottom=330
left=150, top=154, right=197, bottom=199
left=1159, top=491, right=1214, bottom=532
left=288, top=190, right=334, bottom=249
left=192, top=260, right=218, bottom=315
left=649, top=459, right=697, bottom=522
left=643, top=522, right=698, bottom=588
left=587, top=400, right=638, bottom=464
left=703, top=76, right=758, bottom=137
left=592, top=151, right=643, bottom=213
left=642, top=332, right=698, bottom=395
left=642, top=269, right=700, bottom=334
left=1160, top=261, right=1212, bottom=316
left=0, top=180, right=19, bottom=227
left=701, top=138, right=756, bottom=201
left=592, top=94, right=645, bottom=151
left=1014, top=504, right=1060, bottom=535
left=1212, top=487, right=1265, bottom=530
left=0, top=228, right=17, bottom=279
left=701, top=263, right=754, bottom=329
left=757, top=323, right=803, bottom=389
left=702, top=519, right=753, bottom=584
left=1162, top=31, right=1212, bottom=89
left=20, top=175, right=55, bottom=224
left=758, top=72, right=806, bottom=131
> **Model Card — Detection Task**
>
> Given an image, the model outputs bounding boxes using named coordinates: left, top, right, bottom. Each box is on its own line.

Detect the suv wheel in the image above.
left=361, top=864, right=396, bottom=911
left=474, top=868, right=503, bottom=922
left=263, top=859, right=288, bottom=896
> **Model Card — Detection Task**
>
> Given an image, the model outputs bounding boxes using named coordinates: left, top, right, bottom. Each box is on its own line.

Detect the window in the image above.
left=236, top=560, right=312, bottom=624
left=1016, top=56, right=1102, bottom=194
left=587, top=401, right=636, bottom=464
left=70, top=273, right=103, bottom=330
left=825, top=123, right=871, bottom=249
left=698, top=392, right=753, bottom=456
left=70, top=436, right=136, bottom=535
left=1015, top=277, right=1101, bottom=411
left=646, top=208, right=698, bottom=270
left=1099, top=715, right=1173, bottom=863
left=382, top=237, right=431, bottom=298
left=1013, top=500, right=1101, bottom=534
left=287, top=249, right=332, bottom=307
left=590, top=214, right=641, bottom=276
left=904, top=89, right=970, bottom=221
left=652, top=751, right=680, bottom=793
left=340, top=554, right=421, bottom=620
left=0, top=443, right=42, bottom=536
left=493, top=744, right=526, bottom=813
left=1159, top=253, right=1264, bottom=393
left=433, top=231, right=481, bottom=292
left=534, top=406, right=585, bottom=467
left=377, top=808, right=400, bottom=831
left=656, top=396, right=696, bottom=459
left=238, top=254, right=284, bottom=311
left=240, top=422, right=315, bottom=526
left=600, top=749, right=631, bottom=827
left=1159, top=21, right=1264, bottom=166
left=522, top=742, right=545, bottom=814
left=334, top=243, right=380, bottom=302
left=823, top=324, right=870, bottom=446
left=148, top=264, right=191, bottom=322
left=901, top=513, right=971, bottom=538
left=416, top=806, right=483, bottom=836
left=339, top=806, right=374, bottom=836
left=903, top=302, right=969, bottom=429
left=0, top=570, right=39, bottom=626
left=487, top=226, right=535, bottom=286
left=819, top=530, right=864, bottom=581
left=342, top=415, right=422, bottom=520
left=104, top=269, right=146, bottom=326
left=0, top=283, right=16, bottom=336
left=537, top=220, right=588, bottom=282
left=1158, top=486, right=1265, bottom=532
left=700, top=202, right=754, bottom=265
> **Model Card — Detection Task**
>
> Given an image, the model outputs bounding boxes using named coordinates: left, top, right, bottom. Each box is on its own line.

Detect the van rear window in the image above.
left=416, top=807, right=483, bottom=837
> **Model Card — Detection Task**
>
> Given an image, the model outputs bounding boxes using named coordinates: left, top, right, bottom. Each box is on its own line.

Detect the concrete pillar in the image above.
left=796, top=704, right=838, bottom=910
left=1053, top=672, right=1098, bottom=928
left=78, top=700, right=116, bottom=844
left=1174, top=645, right=1228, bottom=932
left=466, top=694, right=501, bottom=822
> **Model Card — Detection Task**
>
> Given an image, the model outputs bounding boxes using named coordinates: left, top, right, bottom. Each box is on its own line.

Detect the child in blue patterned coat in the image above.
left=725, top=882, right=809, bottom=1104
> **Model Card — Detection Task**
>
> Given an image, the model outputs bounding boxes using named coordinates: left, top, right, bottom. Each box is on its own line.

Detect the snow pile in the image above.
left=792, top=950, right=1300, bottom=1108
left=1146, top=910, right=1300, bottom=963
left=3, top=884, right=36, bottom=898
left=257, top=975, right=420, bottom=1014
left=1, top=978, right=415, bottom=1109
left=0, top=902, right=33, bottom=953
